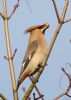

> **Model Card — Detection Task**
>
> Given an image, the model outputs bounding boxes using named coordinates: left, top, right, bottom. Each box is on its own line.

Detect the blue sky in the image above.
left=0, top=0, right=71, bottom=100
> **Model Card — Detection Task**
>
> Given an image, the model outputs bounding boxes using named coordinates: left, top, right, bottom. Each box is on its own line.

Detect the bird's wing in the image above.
left=22, top=40, right=38, bottom=64
left=18, top=40, right=38, bottom=79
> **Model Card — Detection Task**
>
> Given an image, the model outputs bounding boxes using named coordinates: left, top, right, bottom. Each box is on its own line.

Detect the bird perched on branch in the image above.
left=17, top=23, right=49, bottom=89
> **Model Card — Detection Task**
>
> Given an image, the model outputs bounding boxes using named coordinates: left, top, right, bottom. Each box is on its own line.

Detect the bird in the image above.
left=17, top=23, right=49, bottom=89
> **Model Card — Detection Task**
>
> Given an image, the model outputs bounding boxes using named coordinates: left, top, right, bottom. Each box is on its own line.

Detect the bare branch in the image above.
left=64, top=18, right=71, bottom=23
left=52, top=0, right=60, bottom=23
left=8, top=1, right=19, bottom=19
left=0, top=93, right=7, bottom=100
left=61, top=0, right=69, bottom=22
left=62, top=68, right=71, bottom=81
left=0, top=11, right=4, bottom=19
left=55, top=68, right=71, bottom=100
left=55, top=85, right=71, bottom=99
left=12, top=48, right=17, bottom=60
left=4, top=56, right=8, bottom=60
left=54, top=91, right=67, bottom=100
left=2, top=0, right=18, bottom=99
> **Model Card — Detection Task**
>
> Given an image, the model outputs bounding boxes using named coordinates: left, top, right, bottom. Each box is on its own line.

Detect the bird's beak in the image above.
left=41, top=23, right=49, bottom=34
left=45, top=23, right=49, bottom=29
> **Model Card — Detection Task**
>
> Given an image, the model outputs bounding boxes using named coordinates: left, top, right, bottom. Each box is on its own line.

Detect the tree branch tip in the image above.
left=61, top=68, right=65, bottom=71
left=14, top=48, right=17, bottom=54
left=0, top=12, right=4, bottom=19
left=61, top=68, right=68, bottom=76
left=15, top=48, right=17, bottom=51
left=52, top=0, right=61, bottom=23
left=4, top=56, right=8, bottom=60
left=12, top=48, right=17, bottom=59
left=8, top=1, right=20, bottom=20
left=14, top=2, right=19, bottom=11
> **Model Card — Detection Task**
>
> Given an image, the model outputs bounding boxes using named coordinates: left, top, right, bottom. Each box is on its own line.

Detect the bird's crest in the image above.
left=25, top=23, right=49, bottom=33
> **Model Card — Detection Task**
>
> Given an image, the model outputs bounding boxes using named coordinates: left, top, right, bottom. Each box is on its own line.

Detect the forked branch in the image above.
left=2, top=0, right=18, bottom=100
left=54, top=68, right=71, bottom=100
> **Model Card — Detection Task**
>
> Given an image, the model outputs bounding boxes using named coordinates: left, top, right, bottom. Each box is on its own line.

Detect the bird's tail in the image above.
left=17, top=73, right=28, bottom=90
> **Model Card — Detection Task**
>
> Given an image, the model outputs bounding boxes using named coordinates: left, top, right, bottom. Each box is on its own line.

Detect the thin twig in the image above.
left=4, top=56, right=8, bottom=60
left=8, top=1, right=19, bottom=19
left=61, top=68, right=71, bottom=93
left=55, top=85, right=71, bottom=100
left=0, top=93, right=7, bottom=100
left=0, top=12, right=4, bottom=19
left=62, top=68, right=71, bottom=81
left=54, top=67, right=71, bottom=100
left=61, top=0, right=69, bottom=21
left=64, top=18, right=71, bottom=23
left=52, top=0, right=60, bottom=23
left=59, top=63, right=71, bottom=88
left=54, top=91, right=67, bottom=100
left=12, top=48, right=17, bottom=60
